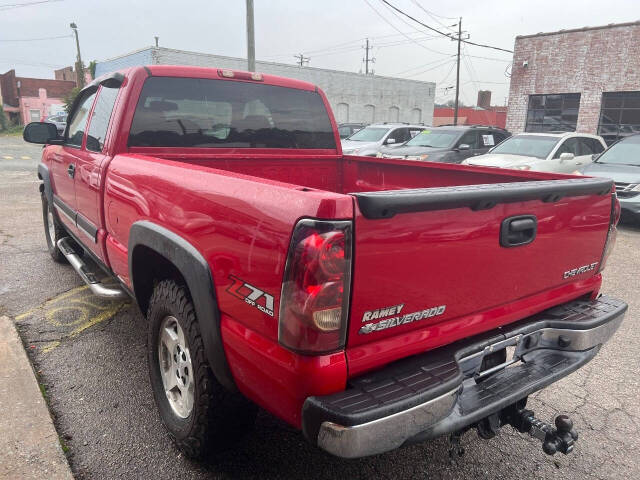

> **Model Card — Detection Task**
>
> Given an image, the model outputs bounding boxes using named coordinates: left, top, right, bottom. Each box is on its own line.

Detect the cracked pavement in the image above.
left=1, top=135, right=638, bottom=479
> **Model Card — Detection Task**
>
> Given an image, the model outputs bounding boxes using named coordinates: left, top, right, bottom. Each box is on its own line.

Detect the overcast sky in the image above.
left=2, top=0, right=637, bottom=106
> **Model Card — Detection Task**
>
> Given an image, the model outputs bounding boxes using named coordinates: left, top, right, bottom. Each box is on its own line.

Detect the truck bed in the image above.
left=129, top=151, right=569, bottom=194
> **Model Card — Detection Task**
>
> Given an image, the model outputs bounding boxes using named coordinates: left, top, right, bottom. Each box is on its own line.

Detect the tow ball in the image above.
left=472, top=404, right=579, bottom=456
left=506, top=409, right=579, bottom=456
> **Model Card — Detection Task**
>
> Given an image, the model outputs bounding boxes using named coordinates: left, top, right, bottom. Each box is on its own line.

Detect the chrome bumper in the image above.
left=304, top=296, right=626, bottom=458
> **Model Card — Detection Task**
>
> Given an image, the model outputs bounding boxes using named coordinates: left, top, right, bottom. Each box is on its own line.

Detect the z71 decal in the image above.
left=226, top=275, right=274, bottom=317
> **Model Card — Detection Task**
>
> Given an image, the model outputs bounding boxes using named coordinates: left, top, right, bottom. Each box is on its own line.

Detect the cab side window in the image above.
left=66, top=91, right=97, bottom=148
left=458, top=131, right=478, bottom=148
left=86, top=86, right=120, bottom=152
left=389, top=128, right=409, bottom=143
left=553, top=138, right=579, bottom=158
left=578, top=137, right=605, bottom=155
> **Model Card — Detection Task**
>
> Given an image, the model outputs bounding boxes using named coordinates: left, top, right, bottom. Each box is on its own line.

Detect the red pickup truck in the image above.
left=25, top=65, right=626, bottom=460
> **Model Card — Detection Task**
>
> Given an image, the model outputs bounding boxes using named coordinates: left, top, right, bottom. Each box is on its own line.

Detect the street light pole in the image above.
left=453, top=17, right=461, bottom=126
left=70, top=22, right=84, bottom=88
left=246, top=0, right=256, bottom=72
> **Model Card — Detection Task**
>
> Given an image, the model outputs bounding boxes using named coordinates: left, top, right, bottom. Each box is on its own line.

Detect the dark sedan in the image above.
left=582, top=134, right=640, bottom=222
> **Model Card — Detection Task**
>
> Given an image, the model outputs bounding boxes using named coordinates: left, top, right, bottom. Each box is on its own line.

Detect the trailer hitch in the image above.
left=505, top=408, right=579, bottom=455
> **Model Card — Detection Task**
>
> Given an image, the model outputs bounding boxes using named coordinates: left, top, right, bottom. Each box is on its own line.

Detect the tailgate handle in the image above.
left=500, top=215, right=537, bottom=247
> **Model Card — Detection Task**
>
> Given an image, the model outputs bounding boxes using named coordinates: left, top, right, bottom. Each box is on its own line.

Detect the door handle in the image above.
left=67, top=164, right=75, bottom=178
left=500, top=215, right=537, bottom=247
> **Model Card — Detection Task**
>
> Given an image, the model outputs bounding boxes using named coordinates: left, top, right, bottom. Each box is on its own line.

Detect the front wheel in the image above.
left=147, top=279, right=256, bottom=458
left=42, top=195, right=67, bottom=263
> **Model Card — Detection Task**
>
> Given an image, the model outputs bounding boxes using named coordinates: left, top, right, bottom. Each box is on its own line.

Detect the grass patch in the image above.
left=0, top=124, right=24, bottom=136
left=59, top=436, right=70, bottom=454
left=39, top=382, right=47, bottom=400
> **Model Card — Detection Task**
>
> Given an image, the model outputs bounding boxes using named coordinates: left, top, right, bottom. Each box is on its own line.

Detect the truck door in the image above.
left=49, top=90, right=96, bottom=231
left=74, top=85, right=120, bottom=258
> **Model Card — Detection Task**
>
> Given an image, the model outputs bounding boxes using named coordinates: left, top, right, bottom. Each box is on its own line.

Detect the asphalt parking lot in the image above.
left=1, top=134, right=639, bottom=479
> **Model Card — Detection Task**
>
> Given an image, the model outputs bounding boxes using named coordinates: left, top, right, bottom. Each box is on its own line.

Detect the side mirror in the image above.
left=386, top=137, right=396, bottom=145
left=23, top=122, right=60, bottom=144
left=457, top=143, right=470, bottom=151
left=559, top=152, right=575, bottom=162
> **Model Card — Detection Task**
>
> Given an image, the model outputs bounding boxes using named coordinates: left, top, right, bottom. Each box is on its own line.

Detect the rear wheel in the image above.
left=42, top=195, right=67, bottom=263
left=147, top=279, right=256, bottom=458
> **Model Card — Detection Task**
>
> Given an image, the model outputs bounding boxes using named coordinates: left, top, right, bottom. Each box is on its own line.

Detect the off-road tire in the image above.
left=147, top=279, right=257, bottom=458
left=42, top=194, right=67, bottom=263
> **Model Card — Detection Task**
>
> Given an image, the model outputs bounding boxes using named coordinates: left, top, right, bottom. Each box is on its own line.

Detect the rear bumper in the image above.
left=302, top=295, right=627, bottom=458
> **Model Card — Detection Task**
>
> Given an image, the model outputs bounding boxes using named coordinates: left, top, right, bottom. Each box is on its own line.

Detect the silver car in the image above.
left=341, top=123, right=426, bottom=156
left=45, top=113, right=67, bottom=135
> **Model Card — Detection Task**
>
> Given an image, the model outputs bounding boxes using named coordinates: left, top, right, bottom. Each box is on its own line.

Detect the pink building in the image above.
left=0, top=69, right=76, bottom=124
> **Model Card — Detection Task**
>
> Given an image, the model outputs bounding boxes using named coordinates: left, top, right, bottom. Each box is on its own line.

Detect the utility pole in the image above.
left=154, top=36, right=159, bottom=47
left=363, top=38, right=375, bottom=75
left=70, top=22, right=84, bottom=88
left=294, top=54, right=310, bottom=67
left=246, top=0, right=256, bottom=71
left=453, top=17, right=462, bottom=126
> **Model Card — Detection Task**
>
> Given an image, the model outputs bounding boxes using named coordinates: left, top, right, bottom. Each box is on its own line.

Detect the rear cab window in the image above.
left=128, top=77, right=336, bottom=149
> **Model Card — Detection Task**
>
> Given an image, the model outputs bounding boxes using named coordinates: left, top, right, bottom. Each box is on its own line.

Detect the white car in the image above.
left=341, top=123, right=426, bottom=157
left=461, top=132, right=607, bottom=173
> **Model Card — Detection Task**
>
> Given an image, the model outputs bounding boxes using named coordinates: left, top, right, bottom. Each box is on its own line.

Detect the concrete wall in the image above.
left=96, top=47, right=435, bottom=125
left=506, top=21, right=640, bottom=134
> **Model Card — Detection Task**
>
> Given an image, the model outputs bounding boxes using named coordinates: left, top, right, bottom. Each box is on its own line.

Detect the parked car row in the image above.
left=340, top=121, right=639, bottom=222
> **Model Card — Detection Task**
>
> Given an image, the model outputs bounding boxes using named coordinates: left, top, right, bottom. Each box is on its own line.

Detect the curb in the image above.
left=0, top=315, right=73, bottom=479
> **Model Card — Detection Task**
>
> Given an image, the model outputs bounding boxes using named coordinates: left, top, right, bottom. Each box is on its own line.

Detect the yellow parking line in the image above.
left=21, top=156, right=31, bottom=160
left=15, top=285, right=90, bottom=320
left=3, top=155, right=14, bottom=160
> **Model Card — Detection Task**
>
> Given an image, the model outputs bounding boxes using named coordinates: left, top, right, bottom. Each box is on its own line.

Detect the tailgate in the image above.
left=347, top=177, right=613, bottom=349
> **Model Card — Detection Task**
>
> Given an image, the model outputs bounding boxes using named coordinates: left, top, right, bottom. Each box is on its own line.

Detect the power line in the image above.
left=380, top=0, right=513, bottom=53
left=0, top=34, right=72, bottom=42
left=393, top=55, right=454, bottom=75
left=465, top=54, right=513, bottom=63
left=403, top=58, right=456, bottom=78
left=0, top=0, right=61, bottom=10
left=409, top=0, right=457, bottom=31
left=363, top=0, right=453, bottom=57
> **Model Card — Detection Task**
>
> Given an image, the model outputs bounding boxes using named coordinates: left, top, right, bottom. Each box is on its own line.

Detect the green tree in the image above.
left=88, top=60, right=97, bottom=80
left=63, top=86, right=82, bottom=114
left=0, top=104, right=7, bottom=131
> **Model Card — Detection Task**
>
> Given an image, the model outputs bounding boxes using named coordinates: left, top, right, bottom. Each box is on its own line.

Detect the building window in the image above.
left=29, top=109, right=41, bottom=122
left=388, top=106, right=399, bottom=123
left=364, top=104, right=375, bottom=123
left=411, top=108, right=422, bottom=124
left=597, top=91, right=640, bottom=145
left=525, top=93, right=580, bottom=133
left=335, top=103, right=349, bottom=123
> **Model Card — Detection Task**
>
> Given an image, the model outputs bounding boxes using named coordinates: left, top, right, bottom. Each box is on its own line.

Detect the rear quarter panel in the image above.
left=104, top=154, right=353, bottom=341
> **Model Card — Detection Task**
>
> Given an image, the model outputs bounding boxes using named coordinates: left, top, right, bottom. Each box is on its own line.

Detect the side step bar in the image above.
left=57, top=237, right=126, bottom=299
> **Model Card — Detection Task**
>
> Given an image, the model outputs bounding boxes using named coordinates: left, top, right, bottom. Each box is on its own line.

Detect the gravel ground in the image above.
left=1, top=135, right=638, bottom=479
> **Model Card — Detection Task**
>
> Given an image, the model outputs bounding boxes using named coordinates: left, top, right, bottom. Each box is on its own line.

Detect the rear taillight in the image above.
left=598, top=193, right=620, bottom=273
left=279, top=219, right=352, bottom=354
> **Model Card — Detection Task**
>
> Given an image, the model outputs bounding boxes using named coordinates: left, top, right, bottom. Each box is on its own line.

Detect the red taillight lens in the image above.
left=598, top=193, right=620, bottom=273
left=279, top=219, right=352, bottom=354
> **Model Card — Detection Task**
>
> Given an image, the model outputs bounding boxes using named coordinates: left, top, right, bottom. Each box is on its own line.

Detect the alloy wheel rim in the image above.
left=158, top=315, right=194, bottom=418
left=47, top=207, right=56, bottom=246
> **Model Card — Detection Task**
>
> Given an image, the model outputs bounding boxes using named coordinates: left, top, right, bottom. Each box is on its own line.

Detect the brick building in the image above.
left=433, top=106, right=507, bottom=129
left=506, top=21, right=640, bottom=144
left=0, top=69, right=76, bottom=124
left=95, top=46, right=435, bottom=125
